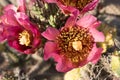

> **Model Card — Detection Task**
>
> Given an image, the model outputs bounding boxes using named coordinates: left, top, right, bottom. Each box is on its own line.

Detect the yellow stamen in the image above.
left=19, top=30, right=31, bottom=46
left=57, top=27, right=94, bottom=65
left=61, top=0, right=92, bottom=10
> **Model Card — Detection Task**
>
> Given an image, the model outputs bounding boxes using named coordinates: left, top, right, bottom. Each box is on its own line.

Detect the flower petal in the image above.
left=82, top=0, right=99, bottom=13
left=57, top=3, right=78, bottom=14
left=56, top=57, right=73, bottom=72
left=1, top=10, right=19, bottom=26
left=6, top=26, right=23, bottom=37
left=44, top=41, right=58, bottom=60
left=17, top=0, right=26, bottom=12
left=42, top=27, right=59, bottom=41
left=8, top=39, right=32, bottom=54
left=64, top=10, right=79, bottom=28
left=87, top=44, right=103, bottom=64
left=14, top=13, right=38, bottom=32
left=91, top=20, right=101, bottom=28
left=14, top=12, right=28, bottom=21
left=4, top=4, right=17, bottom=12
left=76, top=14, right=97, bottom=28
left=45, top=0, right=57, bottom=3
left=90, top=28, right=105, bottom=42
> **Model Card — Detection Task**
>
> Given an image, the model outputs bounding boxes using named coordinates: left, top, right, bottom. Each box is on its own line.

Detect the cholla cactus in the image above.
left=28, top=1, right=68, bottom=29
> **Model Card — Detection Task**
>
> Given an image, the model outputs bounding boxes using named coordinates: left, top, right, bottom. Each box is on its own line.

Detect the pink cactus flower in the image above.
left=0, top=0, right=41, bottom=54
left=42, top=13, right=105, bottom=72
left=45, top=0, right=99, bottom=14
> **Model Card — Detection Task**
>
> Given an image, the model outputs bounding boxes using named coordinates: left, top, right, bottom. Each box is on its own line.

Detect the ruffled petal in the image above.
left=17, top=0, right=26, bottom=12
left=42, top=27, right=59, bottom=41
left=14, top=13, right=37, bottom=32
left=87, top=44, right=103, bottom=64
left=6, top=26, right=23, bottom=37
left=8, top=39, right=32, bottom=54
left=4, top=4, right=17, bottom=12
left=76, top=14, right=97, bottom=28
left=56, top=57, right=73, bottom=72
left=82, top=0, right=99, bottom=13
left=8, top=40, right=21, bottom=50
left=90, top=27, right=105, bottom=42
left=64, top=10, right=79, bottom=28
left=14, top=12, right=28, bottom=21
left=44, top=41, right=58, bottom=60
left=14, top=12, right=31, bottom=29
left=91, top=20, right=101, bottom=28
left=57, top=3, right=78, bottom=14
left=1, top=9, right=19, bottom=26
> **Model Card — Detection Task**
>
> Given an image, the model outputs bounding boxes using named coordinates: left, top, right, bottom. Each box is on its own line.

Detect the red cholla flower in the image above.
left=0, top=0, right=41, bottom=54
left=45, top=0, right=99, bottom=14
left=42, top=13, right=105, bottom=72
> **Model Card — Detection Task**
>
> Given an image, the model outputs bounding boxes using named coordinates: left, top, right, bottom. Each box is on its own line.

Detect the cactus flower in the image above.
left=42, top=13, right=104, bottom=72
left=45, top=0, right=99, bottom=14
left=0, top=0, right=41, bottom=54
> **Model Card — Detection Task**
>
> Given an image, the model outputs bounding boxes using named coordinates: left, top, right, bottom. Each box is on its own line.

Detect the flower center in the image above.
left=60, top=0, right=92, bottom=10
left=56, top=26, right=94, bottom=65
left=19, top=30, right=31, bottom=46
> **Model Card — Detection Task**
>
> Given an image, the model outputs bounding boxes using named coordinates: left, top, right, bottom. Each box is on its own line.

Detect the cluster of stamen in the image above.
left=60, top=0, right=92, bottom=10
left=56, top=26, right=94, bottom=66
left=19, top=30, right=31, bottom=46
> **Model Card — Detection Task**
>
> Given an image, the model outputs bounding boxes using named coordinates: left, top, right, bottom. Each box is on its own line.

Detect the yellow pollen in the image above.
left=57, top=26, right=94, bottom=66
left=72, top=41, right=82, bottom=51
left=19, top=30, right=31, bottom=46
left=60, top=0, right=93, bottom=10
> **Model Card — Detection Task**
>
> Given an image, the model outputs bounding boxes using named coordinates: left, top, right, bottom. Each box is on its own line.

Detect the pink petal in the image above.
left=90, top=28, right=105, bottom=42
left=14, top=12, right=31, bottom=29
left=17, top=0, right=26, bottom=12
left=87, top=44, right=103, bottom=64
left=64, top=10, right=79, bottom=28
left=1, top=10, right=19, bottom=26
left=41, top=27, right=59, bottom=41
left=56, top=57, right=73, bottom=72
left=91, top=21, right=101, bottom=28
left=57, top=3, right=78, bottom=14
left=24, top=49, right=34, bottom=54
left=14, top=12, right=28, bottom=21
left=32, top=37, right=41, bottom=48
left=14, top=13, right=34, bottom=31
left=8, top=40, right=24, bottom=52
left=82, top=0, right=99, bottom=13
left=45, top=0, right=57, bottom=3
left=76, top=14, right=97, bottom=28
left=8, top=40, right=31, bottom=54
left=44, top=41, right=58, bottom=60
left=4, top=4, right=17, bottom=12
